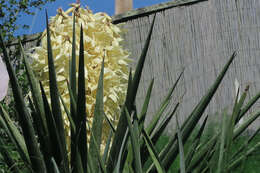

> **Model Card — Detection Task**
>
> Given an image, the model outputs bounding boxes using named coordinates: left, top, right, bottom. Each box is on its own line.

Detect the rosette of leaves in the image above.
left=0, top=11, right=259, bottom=173
left=29, top=3, right=130, bottom=150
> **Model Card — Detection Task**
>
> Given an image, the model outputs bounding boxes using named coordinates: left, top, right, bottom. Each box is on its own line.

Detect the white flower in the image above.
left=0, top=56, right=9, bottom=101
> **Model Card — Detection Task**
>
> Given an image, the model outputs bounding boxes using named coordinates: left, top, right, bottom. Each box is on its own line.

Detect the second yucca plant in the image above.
left=0, top=8, right=260, bottom=173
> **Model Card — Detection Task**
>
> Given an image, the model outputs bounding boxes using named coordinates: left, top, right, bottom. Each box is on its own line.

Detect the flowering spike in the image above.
left=30, top=4, right=130, bottom=152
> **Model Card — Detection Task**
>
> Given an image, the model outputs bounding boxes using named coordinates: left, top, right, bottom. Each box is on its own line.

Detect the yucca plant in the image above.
left=0, top=9, right=260, bottom=173
left=30, top=4, right=130, bottom=153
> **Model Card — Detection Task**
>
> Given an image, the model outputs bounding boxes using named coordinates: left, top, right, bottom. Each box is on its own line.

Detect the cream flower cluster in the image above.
left=30, top=3, right=130, bottom=149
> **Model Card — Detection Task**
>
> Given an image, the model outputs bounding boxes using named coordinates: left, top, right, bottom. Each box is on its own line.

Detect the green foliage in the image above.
left=0, top=12, right=259, bottom=173
left=0, top=0, right=56, bottom=40
left=156, top=129, right=260, bottom=173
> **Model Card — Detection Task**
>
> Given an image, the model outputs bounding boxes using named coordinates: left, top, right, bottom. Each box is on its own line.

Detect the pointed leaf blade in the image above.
left=89, top=57, right=105, bottom=172
left=107, top=15, right=156, bottom=171
left=142, top=129, right=166, bottom=173
left=162, top=52, right=236, bottom=170
left=125, top=108, right=142, bottom=173
left=0, top=32, right=47, bottom=173
left=147, top=70, right=183, bottom=135
left=0, top=105, right=30, bottom=164
left=176, top=114, right=186, bottom=173
left=75, top=25, right=87, bottom=171
left=45, top=11, right=69, bottom=172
